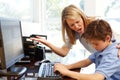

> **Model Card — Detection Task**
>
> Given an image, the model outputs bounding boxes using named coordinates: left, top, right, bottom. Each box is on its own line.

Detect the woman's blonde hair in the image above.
left=62, top=4, right=95, bottom=44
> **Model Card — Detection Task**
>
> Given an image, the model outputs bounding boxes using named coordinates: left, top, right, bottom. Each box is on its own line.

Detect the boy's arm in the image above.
left=66, top=71, right=105, bottom=80
left=67, top=58, right=92, bottom=69
left=54, top=61, right=105, bottom=80
left=54, top=58, right=105, bottom=80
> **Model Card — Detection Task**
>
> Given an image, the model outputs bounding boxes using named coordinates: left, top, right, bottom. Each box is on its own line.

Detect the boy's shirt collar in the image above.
left=95, top=42, right=118, bottom=56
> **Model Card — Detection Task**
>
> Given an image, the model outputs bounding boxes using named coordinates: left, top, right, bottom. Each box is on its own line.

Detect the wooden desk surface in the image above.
left=15, top=57, right=81, bottom=80
left=62, top=68, right=80, bottom=80
left=63, top=76, right=76, bottom=80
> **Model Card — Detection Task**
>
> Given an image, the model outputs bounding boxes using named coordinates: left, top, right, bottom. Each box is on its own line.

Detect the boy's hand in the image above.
left=54, top=63, right=69, bottom=76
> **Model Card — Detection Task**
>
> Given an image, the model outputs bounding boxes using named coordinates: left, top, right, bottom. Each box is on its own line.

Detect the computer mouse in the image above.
left=40, top=59, right=51, bottom=63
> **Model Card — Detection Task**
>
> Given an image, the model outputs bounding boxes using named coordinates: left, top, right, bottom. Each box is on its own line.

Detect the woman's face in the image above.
left=66, top=17, right=84, bottom=34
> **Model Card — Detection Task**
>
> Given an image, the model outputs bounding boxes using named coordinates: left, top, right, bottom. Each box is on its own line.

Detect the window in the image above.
left=0, top=0, right=32, bottom=21
left=102, top=0, right=120, bottom=17
left=43, top=0, right=84, bottom=46
left=95, top=0, right=120, bottom=41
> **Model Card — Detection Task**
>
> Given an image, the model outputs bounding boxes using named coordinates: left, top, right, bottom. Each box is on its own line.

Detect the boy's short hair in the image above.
left=82, top=19, right=112, bottom=42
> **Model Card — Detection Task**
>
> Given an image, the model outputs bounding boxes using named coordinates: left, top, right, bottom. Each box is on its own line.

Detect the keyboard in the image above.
left=37, top=63, right=63, bottom=80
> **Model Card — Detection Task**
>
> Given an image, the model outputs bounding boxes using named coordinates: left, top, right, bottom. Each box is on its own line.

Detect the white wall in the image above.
left=21, top=21, right=43, bottom=36
left=84, top=0, right=96, bottom=16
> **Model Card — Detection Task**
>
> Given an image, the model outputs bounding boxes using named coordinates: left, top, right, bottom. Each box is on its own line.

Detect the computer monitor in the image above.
left=0, top=17, right=24, bottom=69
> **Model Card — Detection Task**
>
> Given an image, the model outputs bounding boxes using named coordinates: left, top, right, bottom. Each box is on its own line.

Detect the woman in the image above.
left=31, top=4, right=119, bottom=57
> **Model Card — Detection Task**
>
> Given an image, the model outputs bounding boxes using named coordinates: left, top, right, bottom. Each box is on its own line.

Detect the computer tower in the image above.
left=22, top=36, right=46, bottom=61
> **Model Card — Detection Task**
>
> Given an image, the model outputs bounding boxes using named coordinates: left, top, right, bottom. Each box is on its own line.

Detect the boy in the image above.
left=54, top=19, right=120, bottom=80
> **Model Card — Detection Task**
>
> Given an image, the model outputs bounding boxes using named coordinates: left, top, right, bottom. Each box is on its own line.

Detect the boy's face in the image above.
left=90, top=36, right=111, bottom=52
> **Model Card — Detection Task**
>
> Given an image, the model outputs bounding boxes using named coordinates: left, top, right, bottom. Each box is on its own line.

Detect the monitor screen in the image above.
left=0, top=17, right=24, bottom=69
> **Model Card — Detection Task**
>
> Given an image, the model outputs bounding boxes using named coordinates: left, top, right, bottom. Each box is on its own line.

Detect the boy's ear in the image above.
left=106, top=35, right=111, bottom=41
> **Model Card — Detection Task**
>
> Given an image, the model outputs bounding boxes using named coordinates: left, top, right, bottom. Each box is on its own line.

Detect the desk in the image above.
left=14, top=57, right=81, bottom=80
left=63, top=68, right=80, bottom=80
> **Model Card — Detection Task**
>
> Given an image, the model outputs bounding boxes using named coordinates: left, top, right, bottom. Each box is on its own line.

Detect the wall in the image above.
left=21, top=21, right=43, bottom=36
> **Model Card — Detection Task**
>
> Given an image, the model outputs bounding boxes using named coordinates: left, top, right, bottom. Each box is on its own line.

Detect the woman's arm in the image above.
left=65, top=71, right=105, bottom=80
left=46, top=42, right=70, bottom=57
left=31, top=36, right=70, bottom=57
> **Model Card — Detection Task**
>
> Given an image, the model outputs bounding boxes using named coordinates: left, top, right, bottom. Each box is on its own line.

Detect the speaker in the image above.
left=35, top=46, right=46, bottom=61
